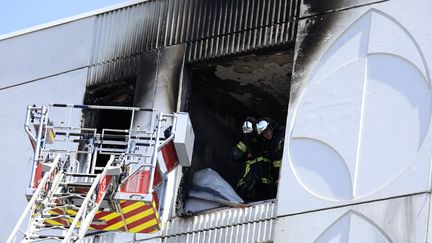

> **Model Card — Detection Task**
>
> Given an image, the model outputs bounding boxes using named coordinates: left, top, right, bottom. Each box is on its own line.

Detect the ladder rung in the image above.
left=35, top=224, right=67, bottom=230
left=39, top=215, right=106, bottom=226
left=55, top=131, right=92, bottom=137
left=99, top=148, right=128, bottom=152
left=46, top=203, right=81, bottom=210
left=60, top=182, right=92, bottom=187
left=101, top=140, right=128, bottom=145
left=101, top=134, right=128, bottom=139
left=32, top=223, right=47, bottom=228
left=53, top=193, right=86, bottom=197
left=40, top=215, right=74, bottom=221
left=64, top=173, right=97, bottom=177
left=28, top=234, right=69, bottom=240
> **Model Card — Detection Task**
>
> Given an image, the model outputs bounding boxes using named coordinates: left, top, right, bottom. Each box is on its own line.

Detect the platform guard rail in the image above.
left=8, top=104, right=187, bottom=243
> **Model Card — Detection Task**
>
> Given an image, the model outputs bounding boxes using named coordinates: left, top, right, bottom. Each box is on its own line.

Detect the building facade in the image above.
left=1, top=0, right=432, bottom=242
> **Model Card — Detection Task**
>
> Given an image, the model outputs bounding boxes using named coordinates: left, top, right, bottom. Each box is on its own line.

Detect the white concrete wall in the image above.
left=0, top=69, right=87, bottom=240
left=276, top=194, right=429, bottom=242
left=0, top=17, right=95, bottom=89
left=0, top=15, right=95, bottom=240
left=275, top=0, right=432, bottom=242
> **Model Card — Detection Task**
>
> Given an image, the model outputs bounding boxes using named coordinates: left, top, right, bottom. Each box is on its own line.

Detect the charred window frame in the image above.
left=81, top=79, right=137, bottom=168
left=177, top=48, right=294, bottom=216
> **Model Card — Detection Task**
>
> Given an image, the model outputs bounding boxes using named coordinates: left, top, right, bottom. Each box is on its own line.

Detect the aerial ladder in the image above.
left=7, top=104, right=194, bottom=242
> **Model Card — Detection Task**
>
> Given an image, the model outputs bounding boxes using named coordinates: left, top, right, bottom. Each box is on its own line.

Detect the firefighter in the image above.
left=256, top=118, right=284, bottom=189
left=232, top=117, right=257, bottom=161
left=234, top=117, right=275, bottom=202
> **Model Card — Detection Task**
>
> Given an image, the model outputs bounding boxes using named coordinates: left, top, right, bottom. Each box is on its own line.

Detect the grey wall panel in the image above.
left=87, top=54, right=143, bottom=87
left=160, top=202, right=276, bottom=242
left=90, top=1, right=163, bottom=66
left=163, top=0, right=298, bottom=62
left=185, top=22, right=295, bottom=63
left=142, top=44, right=184, bottom=113
left=86, top=0, right=164, bottom=87
left=132, top=45, right=185, bottom=130
left=163, top=0, right=297, bottom=44
left=87, top=0, right=298, bottom=87
left=0, top=69, right=87, bottom=241
left=0, top=18, right=95, bottom=89
left=160, top=220, right=274, bottom=243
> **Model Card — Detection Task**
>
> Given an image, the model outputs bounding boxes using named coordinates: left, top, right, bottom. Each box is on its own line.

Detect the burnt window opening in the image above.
left=82, top=79, right=136, bottom=168
left=180, top=49, right=294, bottom=213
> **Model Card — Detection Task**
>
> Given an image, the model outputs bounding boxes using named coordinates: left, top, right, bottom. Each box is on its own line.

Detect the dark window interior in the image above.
left=182, top=49, right=294, bottom=205
left=83, top=79, right=136, bottom=168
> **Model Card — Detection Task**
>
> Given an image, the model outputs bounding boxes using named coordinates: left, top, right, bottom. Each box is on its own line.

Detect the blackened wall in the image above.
left=87, top=0, right=299, bottom=87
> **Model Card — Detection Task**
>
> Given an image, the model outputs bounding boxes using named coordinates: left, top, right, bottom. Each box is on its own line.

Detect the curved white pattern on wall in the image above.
left=289, top=9, right=431, bottom=201
left=315, top=210, right=392, bottom=243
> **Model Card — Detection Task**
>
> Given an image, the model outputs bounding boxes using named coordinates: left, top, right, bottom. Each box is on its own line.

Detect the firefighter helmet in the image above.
left=242, top=120, right=254, bottom=134
left=256, top=119, right=270, bottom=135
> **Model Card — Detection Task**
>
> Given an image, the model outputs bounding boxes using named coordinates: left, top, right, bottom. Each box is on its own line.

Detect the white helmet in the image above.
left=256, top=119, right=270, bottom=135
left=242, top=120, right=254, bottom=134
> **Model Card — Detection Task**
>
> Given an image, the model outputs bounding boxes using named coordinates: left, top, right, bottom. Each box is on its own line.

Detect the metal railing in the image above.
left=24, top=103, right=177, bottom=196
left=8, top=103, right=183, bottom=242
